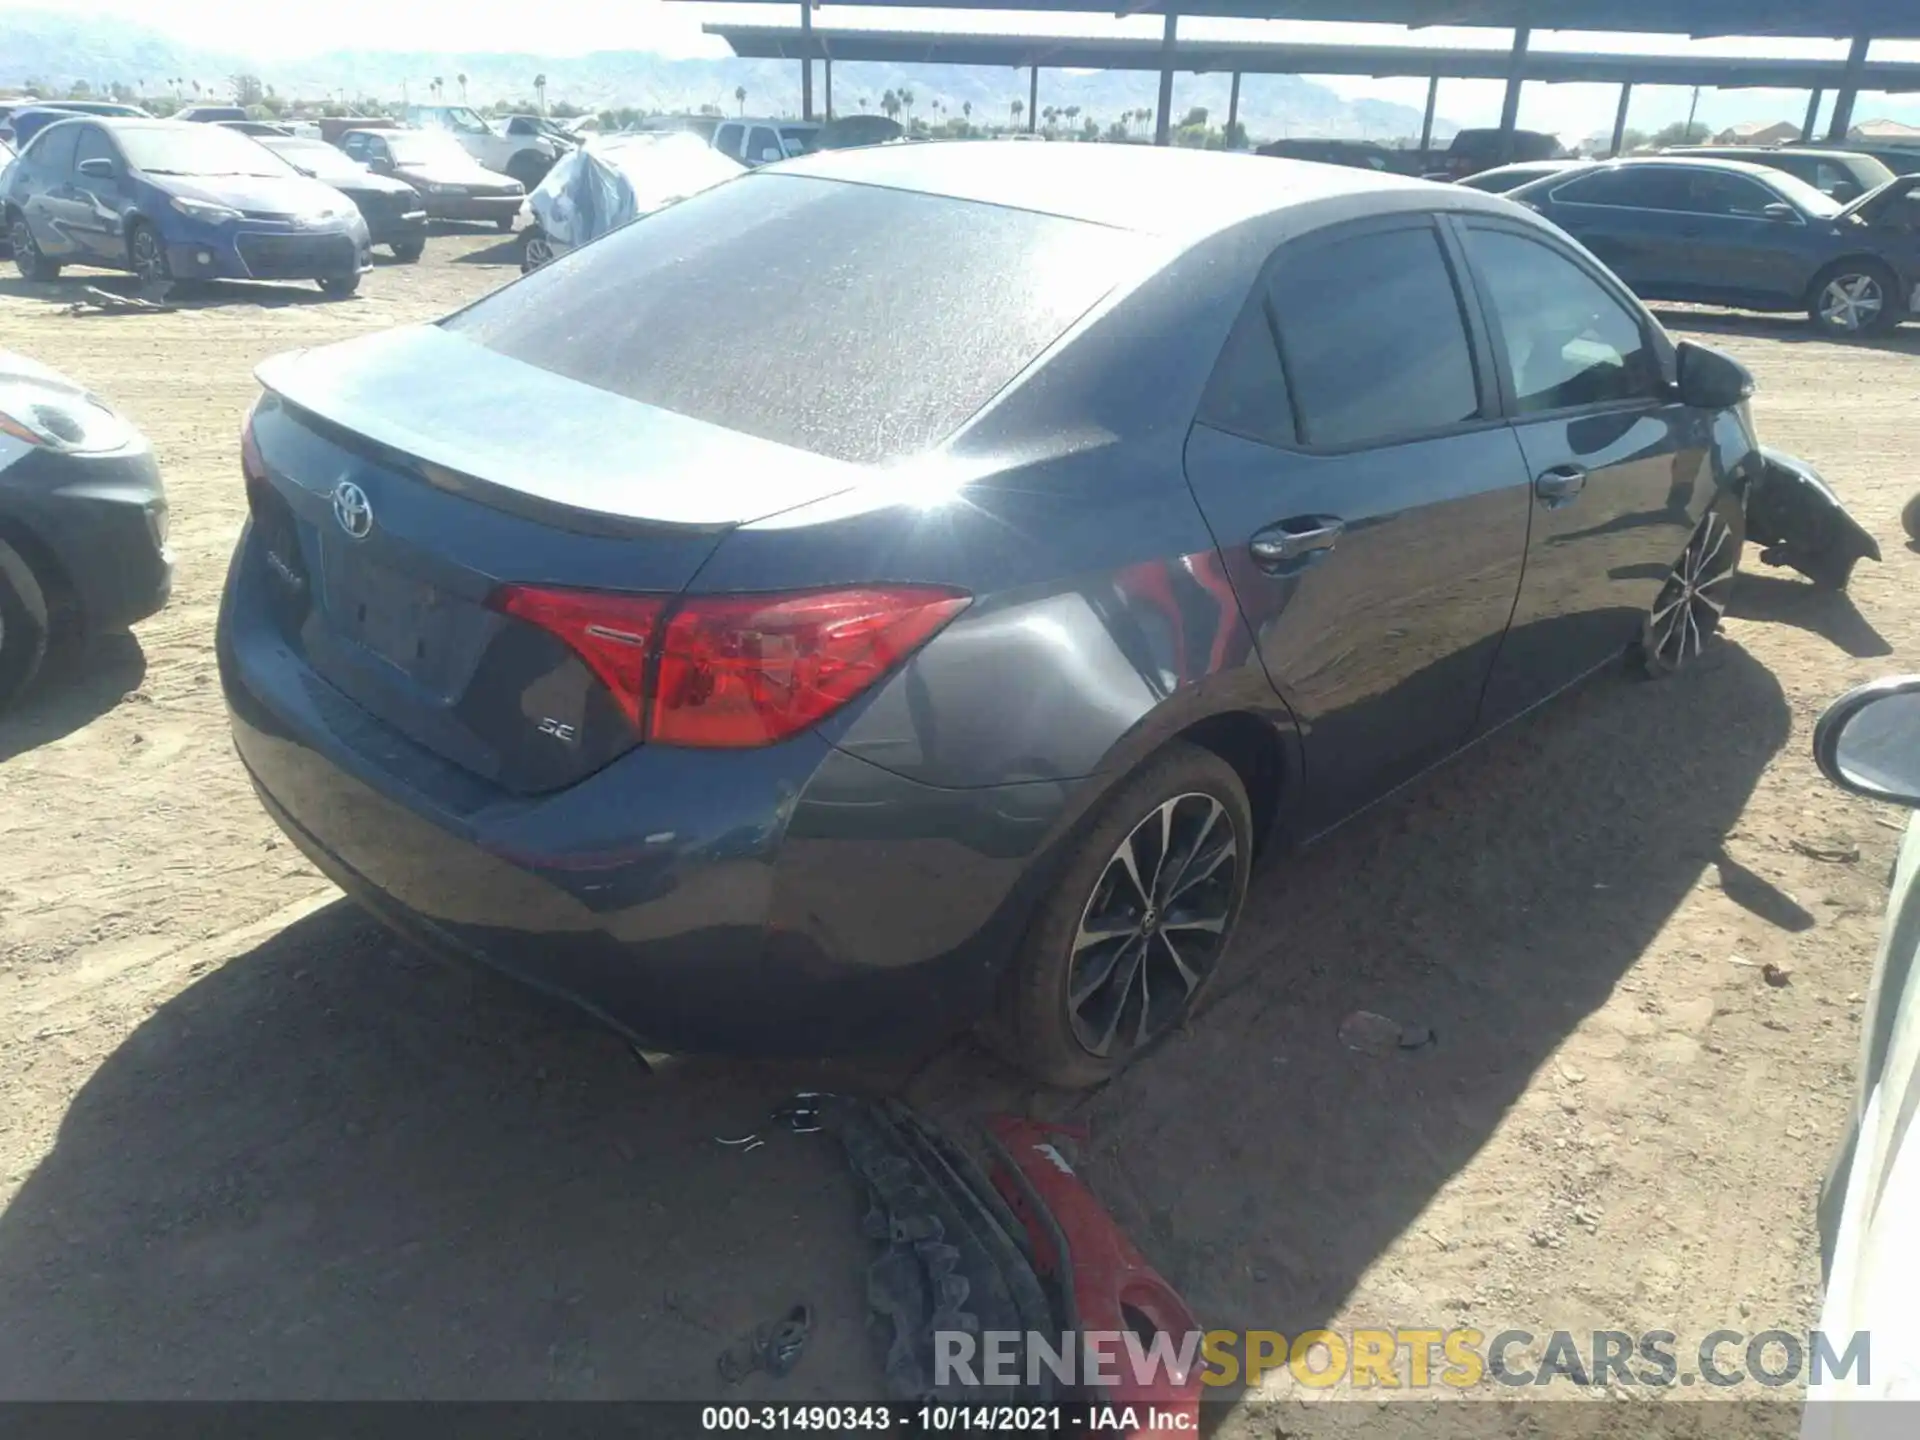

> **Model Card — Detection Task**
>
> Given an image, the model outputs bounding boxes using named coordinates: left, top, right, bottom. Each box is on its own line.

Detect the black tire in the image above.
left=127, top=220, right=170, bottom=285
left=1807, top=259, right=1901, bottom=337
left=997, top=741, right=1253, bottom=1089
left=495, top=215, right=516, bottom=233
left=318, top=273, right=361, bottom=298
left=1902, top=492, right=1920, bottom=547
left=1799, top=550, right=1860, bottom=592
left=520, top=226, right=553, bottom=272
left=1634, top=494, right=1745, bottom=679
left=8, top=211, right=61, bottom=281
left=389, top=239, right=424, bottom=263
left=0, top=538, right=51, bottom=715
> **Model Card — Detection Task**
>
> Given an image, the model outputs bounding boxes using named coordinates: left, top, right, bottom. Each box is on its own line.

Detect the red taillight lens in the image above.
left=654, top=587, right=969, bottom=748
left=490, top=585, right=668, bottom=730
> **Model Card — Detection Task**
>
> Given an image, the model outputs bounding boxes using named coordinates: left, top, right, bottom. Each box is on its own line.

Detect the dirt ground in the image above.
left=0, top=233, right=1916, bottom=1429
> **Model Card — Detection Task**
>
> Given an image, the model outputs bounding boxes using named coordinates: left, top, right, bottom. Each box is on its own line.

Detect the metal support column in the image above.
left=800, top=1, right=813, bottom=122
left=1028, top=65, right=1038, bottom=133
left=1227, top=70, right=1241, bottom=147
left=1418, top=74, right=1438, bottom=162
left=1802, top=88, right=1823, bottom=141
left=1155, top=10, right=1178, bottom=146
left=1497, top=25, right=1530, bottom=164
left=1827, top=33, right=1870, bottom=142
left=1609, top=82, right=1633, bottom=156
left=824, top=57, right=832, bottom=120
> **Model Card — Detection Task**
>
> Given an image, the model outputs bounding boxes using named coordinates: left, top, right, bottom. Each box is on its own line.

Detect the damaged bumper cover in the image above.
left=1745, top=447, right=1882, bottom=591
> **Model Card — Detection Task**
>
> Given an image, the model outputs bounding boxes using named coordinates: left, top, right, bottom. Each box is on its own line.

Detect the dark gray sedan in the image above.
left=1511, top=157, right=1920, bottom=335
left=218, top=143, right=1839, bottom=1086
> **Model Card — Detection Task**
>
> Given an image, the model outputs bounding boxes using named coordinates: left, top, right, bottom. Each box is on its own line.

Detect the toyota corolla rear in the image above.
left=216, top=166, right=1143, bottom=1054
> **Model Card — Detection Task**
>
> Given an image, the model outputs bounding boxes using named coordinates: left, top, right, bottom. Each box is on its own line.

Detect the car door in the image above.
left=1669, top=168, right=1816, bottom=306
left=16, top=120, right=83, bottom=258
left=1538, top=166, right=1699, bottom=297
left=1458, top=219, right=1715, bottom=723
left=340, top=132, right=372, bottom=165
left=1181, top=214, right=1534, bottom=833
left=67, top=123, right=130, bottom=263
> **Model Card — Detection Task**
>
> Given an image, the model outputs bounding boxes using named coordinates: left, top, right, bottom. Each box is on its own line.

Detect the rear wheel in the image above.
left=1808, top=259, right=1899, bottom=336
left=495, top=215, right=516, bottom=233
left=520, top=227, right=553, bottom=272
left=0, top=538, right=50, bottom=714
left=128, top=221, right=170, bottom=284
left=1902, top=492, right=1920, bottom=547
left=319, top=273, right=361, bottom=298
left=1634, top=497, right=1744, bottom=678
left=389, top=239, right=424, bottom=262
left=9, top=212, right=60, bottom=281
left=999, top=741, right=1252, bottom=1088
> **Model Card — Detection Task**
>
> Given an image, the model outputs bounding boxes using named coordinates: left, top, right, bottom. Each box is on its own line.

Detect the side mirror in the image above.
left=1761, top=201, right=1799, bottom=223
left=77, top=156, right=116, bottom=180
left=369, top=155, right=394, bottom=173
left=1814, top=677, right=1920, bottom=808
left=1674, top=340, right=1754, bottom=410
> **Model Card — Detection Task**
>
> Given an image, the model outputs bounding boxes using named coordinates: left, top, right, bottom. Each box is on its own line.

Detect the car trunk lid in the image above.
left=248, top=327, right=863, bottom=793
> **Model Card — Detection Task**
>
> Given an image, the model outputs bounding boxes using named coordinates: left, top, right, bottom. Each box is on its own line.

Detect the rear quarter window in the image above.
left=445, top=174, right=1146, bottom=465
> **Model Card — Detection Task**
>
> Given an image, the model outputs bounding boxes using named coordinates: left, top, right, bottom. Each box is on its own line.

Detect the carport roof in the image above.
left=707, top=25, right=1920, bottom=90
left=670, top=0, right=1920, bottom=42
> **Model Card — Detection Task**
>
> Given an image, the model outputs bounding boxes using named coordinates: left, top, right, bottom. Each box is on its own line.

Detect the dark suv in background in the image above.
left=1433, top=127, right=1565, bottom=180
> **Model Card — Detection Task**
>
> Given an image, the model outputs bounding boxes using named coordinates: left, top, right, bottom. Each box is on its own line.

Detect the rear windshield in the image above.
left=444, top=173, right=1145, bottom=464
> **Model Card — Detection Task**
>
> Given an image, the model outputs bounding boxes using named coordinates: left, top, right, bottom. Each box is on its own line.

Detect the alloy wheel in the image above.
left=1819, top=273, right=1883, bottom=332
left=1646, top=510, right=1737, bottom=669
left=523, top=233, right=553, bottom=270
left=131, top=230, right=166, bottom=284
left=1066, top=791, right=1240, bottom=1058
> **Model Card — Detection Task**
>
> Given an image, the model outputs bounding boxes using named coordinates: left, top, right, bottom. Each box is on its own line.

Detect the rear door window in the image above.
left=712, top=123, right=743, bottom=159
left=1266, top=222, right=1481, bottom=449
left=1678, top=170, right=1780, bottom=217
left=746, top=126, right=779, bottom=162
left=446, top=174, right=1146, bottom=465
left=25, top=121, right=79, bottom=176
left=1551, top=167, right=1693, bottom=210
left=72, top=125, right=117, bottom=176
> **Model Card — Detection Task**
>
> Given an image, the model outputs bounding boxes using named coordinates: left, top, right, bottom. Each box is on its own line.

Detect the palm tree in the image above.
left=962, top=100, right=971, bottom=123
left=431, top=76, right=443, bottom=100
left=881, top=90, right=900, bottom=122
left=533, top=73, right=547, bottom=113
left=859, top=96, right=869, bottom=112
left=898, top=87, right=914, bottom=124
left=457, top=72, right=468, bottom=102
left=734, top=84, right=746, bottom=116
left=190, top=79, right=201, bottom=97
left=1010, top=98, right=1024, bottom=128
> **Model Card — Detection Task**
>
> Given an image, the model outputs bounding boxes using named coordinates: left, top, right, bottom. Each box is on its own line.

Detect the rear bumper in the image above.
left=423, top=194, right=521, bottom=223
left=363, top=209, right=429, bottom=246
left=216, top=523, right=1083, bottom=1055
left=0, top=442, right=171, bottom=631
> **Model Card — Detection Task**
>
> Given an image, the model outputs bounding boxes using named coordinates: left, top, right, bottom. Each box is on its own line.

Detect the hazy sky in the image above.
left=8, top=0, right=1919, bottom=140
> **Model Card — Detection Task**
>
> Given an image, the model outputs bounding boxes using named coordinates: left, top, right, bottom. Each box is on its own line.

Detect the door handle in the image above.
left=1534, top=465, right=1588, bottom=507
left=1249, top=516, right=1345, bottom=572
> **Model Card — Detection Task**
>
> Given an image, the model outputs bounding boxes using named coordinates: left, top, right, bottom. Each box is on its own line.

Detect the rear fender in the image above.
left=1745, top=447, right=1882, bottom=588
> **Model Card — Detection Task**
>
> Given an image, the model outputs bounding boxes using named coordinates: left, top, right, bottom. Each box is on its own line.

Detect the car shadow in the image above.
left=0, top=272, right=344, bottom=310
left=1649, top=305, right=1920, bottom=354
left=0, top=642, right=1790, bottom=1402
left=0, top=631, right=145, bottom=765
left=1727, top=571, right=1892, bottom=658
left=450, top=235, right=524, bottom=266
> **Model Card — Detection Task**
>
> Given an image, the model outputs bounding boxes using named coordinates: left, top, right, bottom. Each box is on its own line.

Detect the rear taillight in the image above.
left=491, top=586, right=668, bottom=730
left=654, top=587, right=970, bottom=748
left=487, top=583, right=968, bottom=748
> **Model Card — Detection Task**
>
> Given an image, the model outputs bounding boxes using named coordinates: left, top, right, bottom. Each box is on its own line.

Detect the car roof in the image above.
left=1585, top=156, right=1793, bottom=180
left=1678, top=145, right=1861, bottom=161
left=775, top=140, right=1497, bottom=237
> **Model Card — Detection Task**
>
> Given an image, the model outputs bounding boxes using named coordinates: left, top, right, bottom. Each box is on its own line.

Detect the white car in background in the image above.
left=520, top=131, right=743, bottom=271
left=1802, top=676, right=1920, bottom=1432
left=403, top=103, right=568, bottom=189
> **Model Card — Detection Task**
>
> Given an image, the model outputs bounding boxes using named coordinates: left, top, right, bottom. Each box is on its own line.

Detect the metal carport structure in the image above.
left=674, top=0, right=1920, bottom=153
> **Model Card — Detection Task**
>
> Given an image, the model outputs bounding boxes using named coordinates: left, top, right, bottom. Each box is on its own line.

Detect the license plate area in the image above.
left=321, top=540, right=444, bottom=680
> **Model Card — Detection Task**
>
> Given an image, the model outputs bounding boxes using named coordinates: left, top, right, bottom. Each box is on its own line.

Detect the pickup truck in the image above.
left=402, top=104, right=569, bottom=188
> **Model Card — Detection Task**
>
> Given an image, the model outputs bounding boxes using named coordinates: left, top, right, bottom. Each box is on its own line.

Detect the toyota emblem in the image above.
left=331, top=480, right=373, bottom=540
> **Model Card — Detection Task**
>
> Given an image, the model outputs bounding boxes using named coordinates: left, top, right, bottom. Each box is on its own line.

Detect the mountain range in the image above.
left=1, top=8, right=1456, bottom=143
